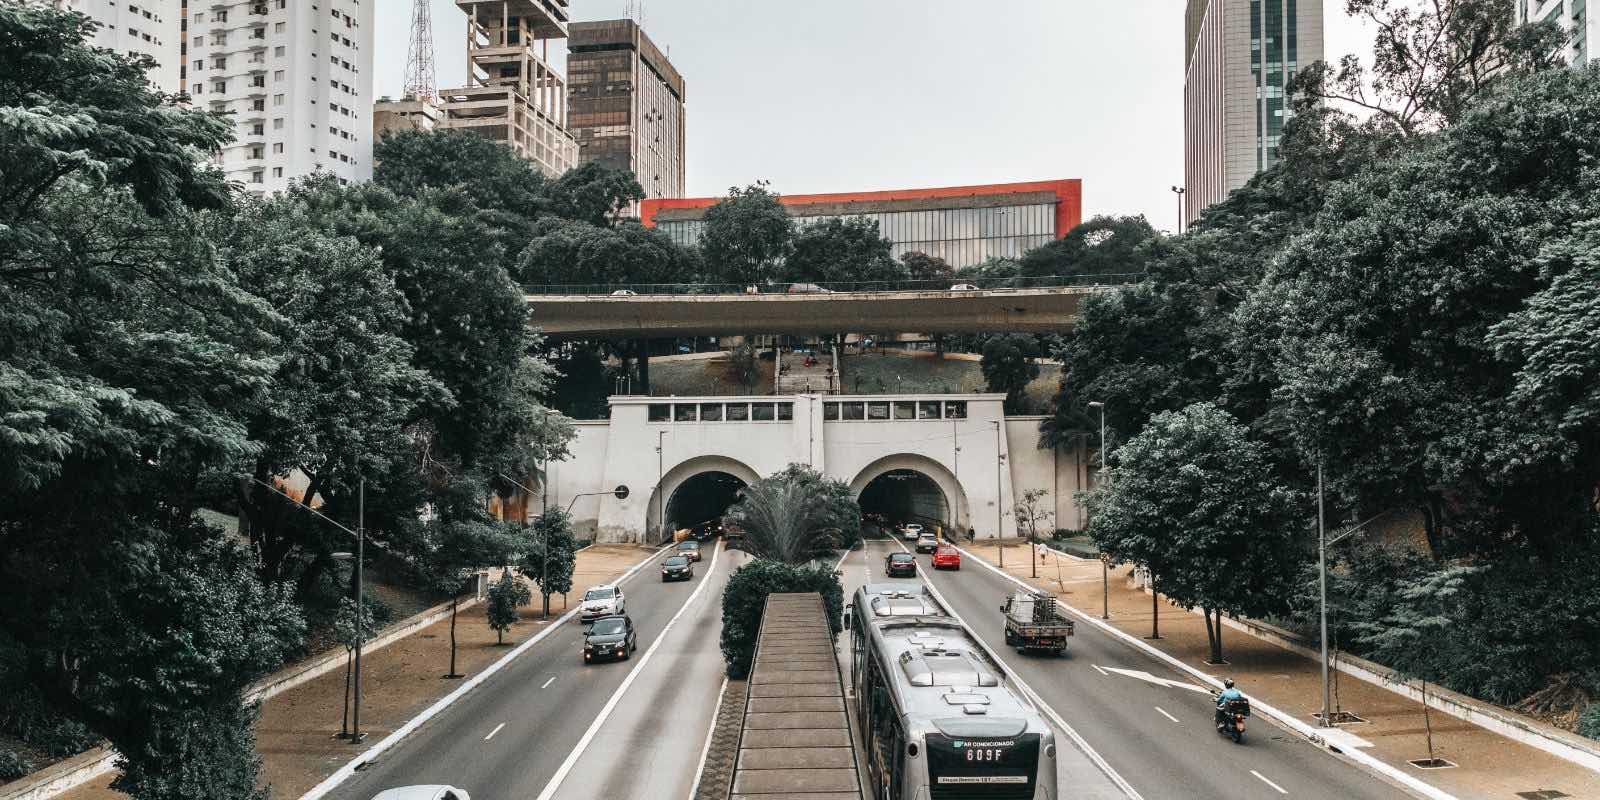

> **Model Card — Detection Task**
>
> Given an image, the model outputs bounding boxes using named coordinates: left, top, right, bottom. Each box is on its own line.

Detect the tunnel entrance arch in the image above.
left=646, top=455, right=761, bottom=543
left=849, top=454, right=968, bottom=537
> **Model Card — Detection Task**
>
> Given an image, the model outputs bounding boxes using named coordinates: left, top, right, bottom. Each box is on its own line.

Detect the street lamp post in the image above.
left=252, top=476, right=366, bottom=743
left=1087, top=401, right=1108, bottom=618
left=1170, top=185, right=1187, bottom=235
left=655, top=429, right=668, bottom=544
left=1318, top=458, right=1330, bottom=727
left=992, top=421, right=1004, bottom=569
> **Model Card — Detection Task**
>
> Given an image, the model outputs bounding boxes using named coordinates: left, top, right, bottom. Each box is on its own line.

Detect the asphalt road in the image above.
left=849, top=535, right=1413, bottom=800
left=324, top=543, right=735, bottom=800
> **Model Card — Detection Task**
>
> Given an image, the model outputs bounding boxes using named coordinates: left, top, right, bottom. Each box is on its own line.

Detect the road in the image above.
left=845, top=535, right=1413, bottom=800
left=324, top=542, right=739, bottom=800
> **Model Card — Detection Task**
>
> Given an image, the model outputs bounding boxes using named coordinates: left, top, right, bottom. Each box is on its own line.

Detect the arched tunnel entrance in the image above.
left=857, top=469, right=950, bottom=533
left=664, top=471, right=747, bottom=536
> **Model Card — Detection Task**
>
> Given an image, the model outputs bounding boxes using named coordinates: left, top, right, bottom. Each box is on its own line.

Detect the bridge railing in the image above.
left=523, top=273, right=1145, bottom=296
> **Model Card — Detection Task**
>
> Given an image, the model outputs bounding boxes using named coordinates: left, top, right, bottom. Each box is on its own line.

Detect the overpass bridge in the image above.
left=522, top=277, right=1136, bottom=338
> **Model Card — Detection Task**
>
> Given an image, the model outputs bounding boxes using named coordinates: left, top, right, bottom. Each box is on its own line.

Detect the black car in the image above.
left=582, top=615, right=637, bottom=663
left=661, top=555, right=694, bottom=582
left=885, top=552, right=917, bottom=577
left=676, top=539, right=703, bottom=562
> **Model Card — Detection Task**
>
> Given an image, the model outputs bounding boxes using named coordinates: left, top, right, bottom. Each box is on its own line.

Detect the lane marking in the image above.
left=1091, top=664, right=1109, bottom=677
left=685, top=675, right=730, bottom=800
left=909, top=550, right=1144, bottom=800
left=540, top=676, right=556, bottom=690
left=1154, top=707, right=1179, bottom=724
left=949, top=542, right=1460, bottom=800
left=1101, top=666, right=1211, bottom=694
left=484, top=722, right=506, bottom=741
left=298, top=544, right=674, bottom=800
left=533, top=540, right=726, bottom=800
left=1251, top=769, right=1289, bottom=795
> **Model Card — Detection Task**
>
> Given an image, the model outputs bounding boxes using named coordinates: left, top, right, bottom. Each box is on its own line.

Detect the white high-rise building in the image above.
left=1517, top=0, right=1598, bottom=63
left=55, top=0, right=182, bottom=92
left=187, top=0, right=374, bottom=194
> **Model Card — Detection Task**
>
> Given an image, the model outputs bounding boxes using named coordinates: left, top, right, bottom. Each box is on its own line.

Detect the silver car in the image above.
left=578, top=584, right=626, bottom=622
left=371, top=787, right=469, bottom=800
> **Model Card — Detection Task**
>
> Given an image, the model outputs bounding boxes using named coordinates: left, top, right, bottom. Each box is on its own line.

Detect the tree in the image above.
left=373, top=129, right=551, bottom=227
left=1018, top=215, right=1158, bottom=279
left=1013, top=488, right=1054, bottom=542
left=981, top=334, right=1042, bottom=414
left=727, top=466, right=861, bottom=563
left=517, top=216, right=698, bottom=287
left=332, top=596, right=380, bottom=737
left=485, top=571, right=532, bottom=645
left=718, top=560, right=843, bottom=679
left=543, top=160, right=645, bottom=226
left=1085, top=403, right=1301, bottom=663
left=698, top=182, right=793, bottom=286
left=1293, top=0, right=1566, bottom=137
left=783, top=217, right=907, bottom=285
left=901, top=251, right=955, bottom=283
left=521, top=509, right=578, bottom=618
left=729, top=341, right=760, bottom=392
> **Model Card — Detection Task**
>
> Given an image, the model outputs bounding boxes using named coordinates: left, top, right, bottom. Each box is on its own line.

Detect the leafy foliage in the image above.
left=980, top=334, right=1042, bottom=414
left=485, top=572, right=532, bottom=645
left=719, top=560, right=843, bottom=679
left=698, top=183, right=793, bottom=286
left=901, top=251, right=955, bottom=282
left=0, top=749, right=35, bottom=780
left=783, top=217, right=906, bottom=285
left=517, top=216, right=698, bottom=286
left=727, top=465, right=860, bottom=563
left=1579, top=704, right=1600, bottom=741
left=542, top=160, right=645, bottom=226
left=522, top=509, right=579, bottom=601
left=1018, top=215, right=1157, bottom=279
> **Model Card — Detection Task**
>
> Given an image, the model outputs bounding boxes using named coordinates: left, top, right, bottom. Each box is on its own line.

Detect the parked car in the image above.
left=661, top=555, right=694, bottom=582
left=950, top=283, right=979, bottom=291
left=578, top=584, right=626, bottom=622
left=676, top=539, right=703, bottom=562
left=932, top=544, right=962, bottom=570
left=915, top=533, right=940, bottom=554
left=582, top=615, right=637, bottom=663
left=900, top=523, right=923, bottom=542
left=885, top=552, right=917, bottom=578
left=371, top=787, right=469, bottom=800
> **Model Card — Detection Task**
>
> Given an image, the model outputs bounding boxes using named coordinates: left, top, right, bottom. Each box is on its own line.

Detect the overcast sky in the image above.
left=375, top=1, right=1375, bottom=233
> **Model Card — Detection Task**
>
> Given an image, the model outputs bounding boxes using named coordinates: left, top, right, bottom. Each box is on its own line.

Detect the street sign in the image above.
left=613, top=485, right=630, bottom=500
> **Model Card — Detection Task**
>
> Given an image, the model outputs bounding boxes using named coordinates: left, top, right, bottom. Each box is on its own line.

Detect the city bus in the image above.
left=847, top=585, right=1059, bottom=799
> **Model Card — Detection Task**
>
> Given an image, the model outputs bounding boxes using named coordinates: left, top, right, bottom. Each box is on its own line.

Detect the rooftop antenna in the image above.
left=403, top=0, right=437, bottom=102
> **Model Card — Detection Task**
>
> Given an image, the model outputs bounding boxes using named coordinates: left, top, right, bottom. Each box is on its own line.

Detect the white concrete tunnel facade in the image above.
left=537, top=394, right=1095, bottom=543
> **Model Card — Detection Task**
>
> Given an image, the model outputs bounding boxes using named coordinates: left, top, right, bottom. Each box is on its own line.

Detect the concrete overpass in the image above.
left=523, top=285, right=1117, bottom=338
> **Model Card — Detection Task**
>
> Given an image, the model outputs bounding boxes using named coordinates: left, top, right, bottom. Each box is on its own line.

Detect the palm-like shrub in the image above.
left=727, top=465, right=858, bottom=564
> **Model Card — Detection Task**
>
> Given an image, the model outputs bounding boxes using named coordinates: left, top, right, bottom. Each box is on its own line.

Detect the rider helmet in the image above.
left=1223, top=678, right=1235, bottom=689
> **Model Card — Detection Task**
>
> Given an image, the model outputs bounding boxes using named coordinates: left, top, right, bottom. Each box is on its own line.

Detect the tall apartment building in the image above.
left=568, top=19, right=686, bottom=204
left=440, top=0, right=578, bottom=178
left=1183, top=0, right=1323, bottom=224
left=187, top=0, right=375, bottom=194
left=1517, top=0, right=1596, bottom=64
left=55, top=0, right=182, bottom=92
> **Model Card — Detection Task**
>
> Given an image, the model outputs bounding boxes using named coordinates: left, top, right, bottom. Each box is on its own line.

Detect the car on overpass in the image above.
left=582, top=615, right=637, bottom=663
left=885, top=551, right=917, bottom=577
left=371, top=786, right=469, bottom=800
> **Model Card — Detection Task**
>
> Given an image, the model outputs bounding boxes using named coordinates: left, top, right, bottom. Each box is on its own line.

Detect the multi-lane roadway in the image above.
left=323, top=533, right=1428, bottom=800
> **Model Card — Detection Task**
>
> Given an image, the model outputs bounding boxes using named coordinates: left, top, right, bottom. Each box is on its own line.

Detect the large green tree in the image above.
left=726, top=465, right=859, bottom=564
left=1018, top=215, right=1158, bottom=280
left=698, top=183, right=793, bottom=286
left=783, top=217, right=907, bottom=285
left=1085, top=403, right=1302, bottom=663
left=517, top=216, right=699, bottom=287
left=981, top=334, right=1042, bottom=414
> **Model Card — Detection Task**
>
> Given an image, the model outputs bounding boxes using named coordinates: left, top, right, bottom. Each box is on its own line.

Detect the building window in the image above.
left=673, top=404, right=698, bottom=422
left=648, top=404, right=669, bottom=422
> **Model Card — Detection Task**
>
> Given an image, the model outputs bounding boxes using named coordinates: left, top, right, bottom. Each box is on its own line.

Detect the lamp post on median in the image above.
left=1087, top=401, right=1108, bottom=618
left=253, top=476, right=366, bottom=743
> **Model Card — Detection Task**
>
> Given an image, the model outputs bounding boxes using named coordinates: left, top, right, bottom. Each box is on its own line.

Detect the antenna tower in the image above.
left=403, top=0, right=437, bottom=102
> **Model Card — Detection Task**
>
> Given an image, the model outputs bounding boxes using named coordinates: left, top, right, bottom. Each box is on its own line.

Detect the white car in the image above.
left=950, top=283, right=979, bottom=291
left=610, top=289, right=637, bottom=296
left=371, top=787, right=469, bottom=800
left=579, top=584, right=626, bottom=622
left=901, top=523, right=924, bottom=541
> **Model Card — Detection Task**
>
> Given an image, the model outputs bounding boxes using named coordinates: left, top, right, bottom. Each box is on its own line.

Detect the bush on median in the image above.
left=719, top=559, right=843, bottom=679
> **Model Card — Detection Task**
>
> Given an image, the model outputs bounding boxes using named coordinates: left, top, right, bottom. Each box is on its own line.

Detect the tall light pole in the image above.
left=952, top=418, right=961, bottom=534
left=992, top=420, right=1004, bottom=569
left=655, top=429, right=668, bottom=544
left=252, top=476, right=366, bottom=743
left=1171, top=186, right=1187, bottom=235
left=1088, top=401, right=1108, bottom=619
left=1318, top=457, right=1330, bottom=727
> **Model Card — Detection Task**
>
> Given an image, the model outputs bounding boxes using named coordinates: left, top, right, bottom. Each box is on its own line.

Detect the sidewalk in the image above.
left=963, top=541, right=1600, bottom=800
left=50, top=544, right=658, bottom=800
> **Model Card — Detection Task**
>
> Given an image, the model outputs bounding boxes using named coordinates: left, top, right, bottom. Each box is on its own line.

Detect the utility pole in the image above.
left=993, top=421, right=1004, bottom=569
left=1318, top=457, right=1330, bottom=727
left=656, top=430, right=667, bottom=544
left=952, top=418, right=960, bottom=532
left=1088, top=401, right=1108, bottom=618
left=352, top=477, right=364, bottom=742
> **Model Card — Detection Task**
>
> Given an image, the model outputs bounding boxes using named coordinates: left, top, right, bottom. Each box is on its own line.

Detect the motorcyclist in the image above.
left=1215, top=679, right=1244, bottom=727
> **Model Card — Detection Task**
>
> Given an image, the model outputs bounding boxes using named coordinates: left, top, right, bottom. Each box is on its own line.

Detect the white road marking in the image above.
left=1154, top=707, right=1180, bottom=724
left=484, top=722, right=506, bottom=741
left=533, top=540, right=725, bottom=800
left=685, top=675, right=730, bottom=800
left=1091, top=664, right=1109, bottom=677
left=1251, top=769, right=1289, bottom=795
left=540, top=676, right=556, bottom=689
left=911, top=554, right=1144, bottom=800
left=1102, top=666, right=1212, bottom=694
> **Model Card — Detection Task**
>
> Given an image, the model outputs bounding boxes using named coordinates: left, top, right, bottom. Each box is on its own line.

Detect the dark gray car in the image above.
left=661, top=555, right=694, bottom=582
left=582, top=615, right=637, bottom=664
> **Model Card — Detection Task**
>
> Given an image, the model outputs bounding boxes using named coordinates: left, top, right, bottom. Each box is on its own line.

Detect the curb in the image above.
left=951, top=543, right=1459, bottom=800
left=299, top=544, right=669, bottom=800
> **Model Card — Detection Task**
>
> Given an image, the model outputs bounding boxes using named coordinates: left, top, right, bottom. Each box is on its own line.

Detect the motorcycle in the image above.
left=1213, top=695, right=1251, bottom=744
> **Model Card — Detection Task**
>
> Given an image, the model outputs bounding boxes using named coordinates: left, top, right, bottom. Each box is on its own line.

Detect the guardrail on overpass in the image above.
left=522, top=273, right=1143, bottom=296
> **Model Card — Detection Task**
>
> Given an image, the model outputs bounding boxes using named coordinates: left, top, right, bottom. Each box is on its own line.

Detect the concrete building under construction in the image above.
left=439, top=0, right=578, bottom=177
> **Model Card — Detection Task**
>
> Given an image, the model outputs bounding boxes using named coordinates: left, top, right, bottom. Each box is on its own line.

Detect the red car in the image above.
left=931, top=545, right=961, bottom=571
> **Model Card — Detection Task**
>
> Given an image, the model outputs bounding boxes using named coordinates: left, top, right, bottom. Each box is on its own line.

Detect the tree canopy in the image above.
left=783, top=217, right=906, bottom=285
left=698, top=183, right=793, bottom=286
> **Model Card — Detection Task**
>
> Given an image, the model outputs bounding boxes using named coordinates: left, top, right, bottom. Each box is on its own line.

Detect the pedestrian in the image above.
left=967, top=526, right=976, bottom=542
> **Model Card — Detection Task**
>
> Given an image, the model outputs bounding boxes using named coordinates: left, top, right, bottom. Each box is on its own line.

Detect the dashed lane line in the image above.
left=541, top=676, right=556, bottom=689
left=484, top=722, right=506, bottom=741
left=1155, top=707, right=1180, bottom=724
left=1251, top=769, right=1289, bottom=795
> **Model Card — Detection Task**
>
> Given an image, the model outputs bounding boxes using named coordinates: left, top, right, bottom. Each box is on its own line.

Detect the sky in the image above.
left=375, top=1, right=1377, bottom=233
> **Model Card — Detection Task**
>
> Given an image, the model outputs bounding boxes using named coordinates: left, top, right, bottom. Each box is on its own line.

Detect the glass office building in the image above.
left=641, top=180, right=1081, bottom=270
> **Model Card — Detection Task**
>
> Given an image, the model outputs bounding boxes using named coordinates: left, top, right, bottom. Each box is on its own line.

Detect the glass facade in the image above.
left=1251, top=0, right=1298, bottom=170
left=657, top=202, right=1057, bottom=270
left=568, top=20, right=686, bottom=207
